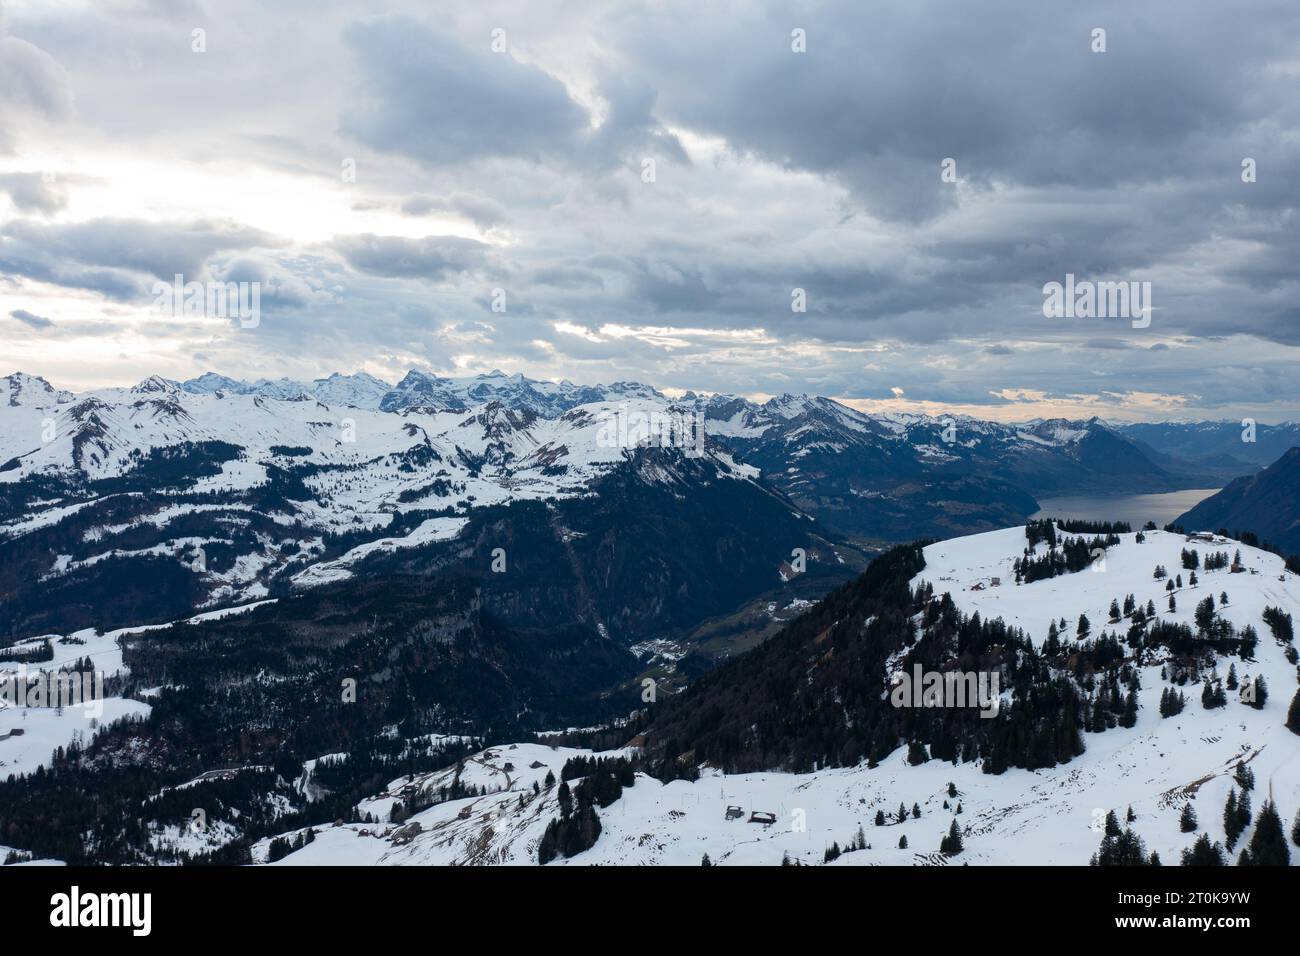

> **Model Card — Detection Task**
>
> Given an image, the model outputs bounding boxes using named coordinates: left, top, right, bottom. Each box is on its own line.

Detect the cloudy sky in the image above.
left=1, top=0, right=1298, bottom=421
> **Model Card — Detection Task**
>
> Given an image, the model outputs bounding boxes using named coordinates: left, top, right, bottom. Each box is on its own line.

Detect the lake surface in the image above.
left=1030, top=489, right=1221, bottom=529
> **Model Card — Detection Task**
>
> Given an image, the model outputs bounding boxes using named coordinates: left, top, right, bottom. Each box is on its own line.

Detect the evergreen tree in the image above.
left=898, top=835, right=908, bottom=849
left=1243, top=801, right=1290, bottom=866
left=1203, top=680, right=1227, bottom=709
left=1119, top=690, right=1138, bottom=727
left=1179, top=803, right=1197, bottom=832
left=1104, top=809, right=1122, bottom=837
left=1239, top=625, right=1259, bottom=660
left=1224, top=789, right=1242, bottom=850
left=939, top=819, right=963, bottom=855
left=701, top=852, right=712, bottom=866
left=1159, top=687, right=1186, bottom=717
left=1195, top=597, right=1216, bottom=632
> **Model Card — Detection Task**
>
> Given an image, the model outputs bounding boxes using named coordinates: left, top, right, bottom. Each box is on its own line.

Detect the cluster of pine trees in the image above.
left=1158, top=687, right=1186, bottom=717
left=823, top=825, right=871, bottom=861
left=1015, top=533, right=1119, bottom=584
left=537, top=758, right=636, bottom=864
left=1091, top=808, right=1160, bottom=866
left=265, top=827, right=316, bottom=862
left=1263, top=606, right=1294, bottom=643
left=1055, top=519, right=1132, bottom=535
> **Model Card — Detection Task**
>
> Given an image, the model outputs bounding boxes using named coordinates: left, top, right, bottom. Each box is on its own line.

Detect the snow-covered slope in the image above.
left=256, top=527, right=1300, bottom=866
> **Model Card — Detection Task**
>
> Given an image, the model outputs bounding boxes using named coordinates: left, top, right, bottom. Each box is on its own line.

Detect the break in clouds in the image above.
left=1, top=0, right=1299, bottom=421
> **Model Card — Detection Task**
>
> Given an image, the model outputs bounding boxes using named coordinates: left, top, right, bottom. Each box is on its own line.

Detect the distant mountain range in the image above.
left=0, top=368, right=1255, bottom=645
left=1113, top=420, right=1300, bottom=480
left=174, top=368, right=662, bottom=415
left=0, top=370, right=860, bottom=651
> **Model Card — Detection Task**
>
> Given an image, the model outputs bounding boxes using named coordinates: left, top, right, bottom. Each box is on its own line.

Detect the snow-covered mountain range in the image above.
left=170, top=368, right=663, bottom=414
left=0, top=368, right=1250, bottom=643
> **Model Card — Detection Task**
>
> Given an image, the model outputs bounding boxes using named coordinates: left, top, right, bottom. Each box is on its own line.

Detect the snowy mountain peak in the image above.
left=2, top=371, right=74, bottom=408
left=131, top=375, right=179, bottom=396
left=180, top=372, right=248, bottom=395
